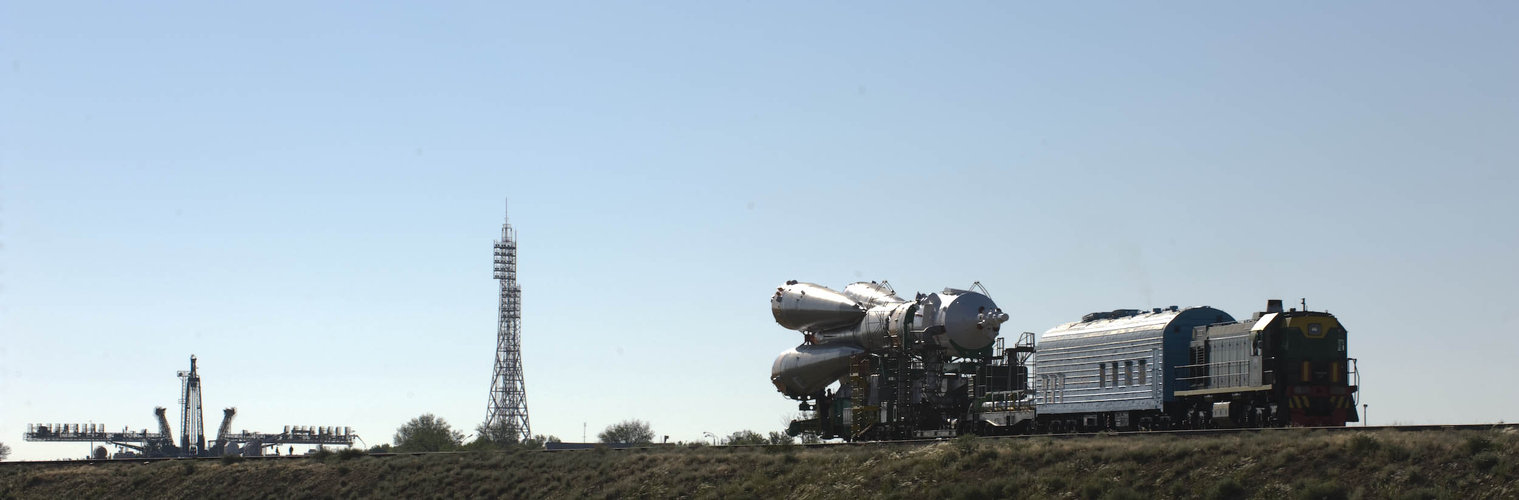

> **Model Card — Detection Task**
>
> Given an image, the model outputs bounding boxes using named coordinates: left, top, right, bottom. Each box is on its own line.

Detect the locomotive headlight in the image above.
left=1304, top=322, right=1324, bottom=338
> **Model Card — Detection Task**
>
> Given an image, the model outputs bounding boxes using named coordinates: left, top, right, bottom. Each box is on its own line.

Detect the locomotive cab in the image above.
left=1270, top=310, right=1359, bottom=426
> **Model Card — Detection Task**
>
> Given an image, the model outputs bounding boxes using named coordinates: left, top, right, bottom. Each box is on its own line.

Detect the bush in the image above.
left=1473, top=451, right=1500, bottom=472
left=726, top=430, right=766, bottom=446
left=338, top=448, right=367, bottom=460
left=394, top=414, right=465, bottom=452
left=953, top=434, right=980, bottom=456
left=598, top=420, right=655, bottom=445
left=1206, top=477, right=1245, bottom=500
left=220, top=454, right=244, bottom=465
left=1295, top=479, right=1348, bottom=500
left=1462, top=435, right=1494, bottom=455
left=1348, top=434, right=1380, bottom=454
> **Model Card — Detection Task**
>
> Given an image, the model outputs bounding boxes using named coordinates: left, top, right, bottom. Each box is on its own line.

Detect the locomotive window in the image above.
left=1099, top=364, right=1106, bottom=388
left=1125, top=361, right=1133, bottom=386
left=1111, top=362, right=1119, bottom=387
left=1138, top=359, right=1147, bottom=384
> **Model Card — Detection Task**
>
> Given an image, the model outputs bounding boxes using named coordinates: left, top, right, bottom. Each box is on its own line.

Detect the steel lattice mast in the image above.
left=485, top=205, right=530, bottom=441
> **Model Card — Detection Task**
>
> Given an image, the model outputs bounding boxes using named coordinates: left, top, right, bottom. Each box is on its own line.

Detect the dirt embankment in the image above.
left=2, top=429, right=1515, bottom=499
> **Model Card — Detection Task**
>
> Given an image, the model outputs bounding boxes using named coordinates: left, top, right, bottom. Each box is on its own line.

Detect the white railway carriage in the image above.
left=1034, top=306, right=1235, bottom=431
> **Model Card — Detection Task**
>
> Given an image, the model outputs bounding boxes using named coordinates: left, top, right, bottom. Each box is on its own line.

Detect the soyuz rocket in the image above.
left=768, top=280, right=1010, bottom=398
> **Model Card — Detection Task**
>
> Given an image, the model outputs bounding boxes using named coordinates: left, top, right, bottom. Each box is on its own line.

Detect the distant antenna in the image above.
left=485, top=201, right=531, bottom=441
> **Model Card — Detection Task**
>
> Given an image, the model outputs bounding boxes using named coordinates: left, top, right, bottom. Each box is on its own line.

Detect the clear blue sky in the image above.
left=3, top=2, right=1516, bottom=460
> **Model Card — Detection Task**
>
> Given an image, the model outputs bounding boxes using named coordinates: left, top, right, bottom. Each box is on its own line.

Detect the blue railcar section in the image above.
left=1035, top=306, right=1235, bottom=416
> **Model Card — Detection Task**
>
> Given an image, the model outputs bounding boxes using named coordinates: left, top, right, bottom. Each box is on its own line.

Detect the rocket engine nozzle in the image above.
left=979, top=309, right=1009, bottom=330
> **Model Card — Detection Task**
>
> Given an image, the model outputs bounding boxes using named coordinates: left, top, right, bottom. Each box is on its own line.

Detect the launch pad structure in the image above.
left=24, top=355, right=356, bottom=458
left=484, top=205, right=531, bottom=442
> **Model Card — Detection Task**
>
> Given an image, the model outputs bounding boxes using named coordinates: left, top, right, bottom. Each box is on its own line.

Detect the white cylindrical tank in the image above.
left=813, top=301, right=916, bottom=352
left=919, top=290, right=1007, bottom=354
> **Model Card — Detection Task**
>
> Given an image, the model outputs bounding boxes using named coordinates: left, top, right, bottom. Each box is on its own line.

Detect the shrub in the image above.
left=766, top=431, right=795, bottom=447
left=1394, top=488, right=1442, bottom=500
left=1380, top=442, right=1411, bottom=462
left=1461, top=435, right=1494, bottom=455
left=725, top=430, right=766, bottom=446
left=220, top=454, right=244, bottom=465
left=1472, top=451, right=1500, bottom=472
left=394, top=414, right=465, bottom=452
left=953, top=434, right=980, bottom=456
left=598, top=420, right=655, bottom=445
left=1206, top=477, right=1245, bottom=500
left=338, top=448, right=367, bottom=460
left=1347, top=434, right=1380, bottom=454
left=1101, top=487, right=1144, bottom=500
left=1295, top=479, right=1348, bottom=500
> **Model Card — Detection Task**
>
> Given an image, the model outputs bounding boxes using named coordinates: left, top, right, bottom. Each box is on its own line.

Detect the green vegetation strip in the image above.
left=2, top=429, right=1516, bottom=499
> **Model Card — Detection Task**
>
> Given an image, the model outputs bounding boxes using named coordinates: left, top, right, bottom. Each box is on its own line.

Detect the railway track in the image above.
left=4, top=423, right=1513, bottom=466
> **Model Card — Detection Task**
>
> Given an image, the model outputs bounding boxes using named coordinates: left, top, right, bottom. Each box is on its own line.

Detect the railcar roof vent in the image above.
left=1152, top=308, right=1162, bottom=314
left=1266, top=299, right=1284, bottom=313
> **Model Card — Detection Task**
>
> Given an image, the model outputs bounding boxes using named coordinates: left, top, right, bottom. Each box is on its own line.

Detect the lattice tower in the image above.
left=485, top=207, right=530, bottom=441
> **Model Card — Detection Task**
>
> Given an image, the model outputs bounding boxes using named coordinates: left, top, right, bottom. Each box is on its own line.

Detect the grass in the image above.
left=1, top=429, right=1516, bottom=499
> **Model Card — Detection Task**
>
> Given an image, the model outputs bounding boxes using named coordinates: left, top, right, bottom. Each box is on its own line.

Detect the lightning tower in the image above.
left=485, top=205, right=530, bottom=441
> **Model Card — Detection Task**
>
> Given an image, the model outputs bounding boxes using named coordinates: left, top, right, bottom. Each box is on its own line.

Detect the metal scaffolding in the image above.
left=485, top=204, right=531, bottom=442
left=23, top=355, right=356, bottom=458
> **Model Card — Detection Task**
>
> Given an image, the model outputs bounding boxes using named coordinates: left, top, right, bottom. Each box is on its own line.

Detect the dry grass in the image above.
left=1, top=429, right=1515, bottom=499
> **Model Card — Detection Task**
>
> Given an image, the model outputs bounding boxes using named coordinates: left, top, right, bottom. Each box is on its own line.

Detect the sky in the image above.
left=2, top=2, right=1516, bottom=460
